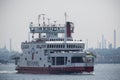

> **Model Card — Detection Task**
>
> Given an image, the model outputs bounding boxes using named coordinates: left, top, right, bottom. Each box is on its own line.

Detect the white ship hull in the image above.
left=15, top=14, right=95, bottom=74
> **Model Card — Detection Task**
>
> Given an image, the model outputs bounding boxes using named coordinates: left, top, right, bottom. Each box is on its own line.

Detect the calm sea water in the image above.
left=0, top=63, right=120, bottom=80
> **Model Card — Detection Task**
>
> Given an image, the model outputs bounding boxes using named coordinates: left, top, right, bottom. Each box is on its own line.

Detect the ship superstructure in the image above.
left=16, top=14, right=94, bottom=74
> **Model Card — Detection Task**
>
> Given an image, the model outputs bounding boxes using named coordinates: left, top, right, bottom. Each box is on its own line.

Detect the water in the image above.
left=0, top=63, right=120, bottom=80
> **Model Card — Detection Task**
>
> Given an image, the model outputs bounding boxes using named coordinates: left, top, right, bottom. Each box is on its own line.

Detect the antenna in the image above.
left=64, top=12, right=67, bottom=43
left=30, top=22, right=33, bottom=27
left=38, top=14, right=41, bottom=26
left=47, top=18, right=50, bottom=26
left=54, top=20, right=57, bottom=26
left=86, top=39, right=88, bottom=50
left=41, top=14, right=46, bottom=26
left=28, top=32, right=30, bottom=42
left=64, top=12, right=67, bottom=23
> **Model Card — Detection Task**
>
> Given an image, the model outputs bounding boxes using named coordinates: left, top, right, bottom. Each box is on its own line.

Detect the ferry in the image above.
left=15, top=14, right=95, bottom=74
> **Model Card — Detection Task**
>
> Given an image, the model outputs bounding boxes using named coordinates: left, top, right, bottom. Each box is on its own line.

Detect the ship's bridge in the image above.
left=29, top=21, right=74, bottom=39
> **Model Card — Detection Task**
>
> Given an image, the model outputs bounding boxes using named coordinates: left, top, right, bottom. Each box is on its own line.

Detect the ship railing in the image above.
left=30, top=23, right=65, bottom=27
left=49, top=51, right=85, bottom=54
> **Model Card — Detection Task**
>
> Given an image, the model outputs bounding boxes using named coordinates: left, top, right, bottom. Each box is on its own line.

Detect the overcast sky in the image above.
left=0, top=0, right=120, bottom=52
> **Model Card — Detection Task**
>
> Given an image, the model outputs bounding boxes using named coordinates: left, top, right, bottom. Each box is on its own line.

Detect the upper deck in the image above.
left=22, top=14, right=85, bottom=51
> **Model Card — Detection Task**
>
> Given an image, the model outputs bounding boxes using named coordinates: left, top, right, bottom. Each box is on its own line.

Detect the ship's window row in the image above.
left=27, top=51, right=39, bottom=54
left=36, top=45, right=46, bottom=48
left=49, top=39, right=64, bottom=41
left=47, top=44, right=83, bottom=48
left=47, top=44, right=65, bottom=48
left=67, top=44, right=83, bottom=48
left=21, top=44, right=83, bottom=49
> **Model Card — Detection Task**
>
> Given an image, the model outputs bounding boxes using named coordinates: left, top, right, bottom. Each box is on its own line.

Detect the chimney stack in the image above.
left=10, top=39, right=12, bottom=51
left=114, top=29, right=116, bottom=49
left=66, top=22, right=71, bottom=38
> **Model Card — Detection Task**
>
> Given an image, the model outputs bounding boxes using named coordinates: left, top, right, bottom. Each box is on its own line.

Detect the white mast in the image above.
left=64, top=12, right=67, bottom=23
left=38, top=14, right=41, bottom=26
left=41, top=14, right=46, bottom=26
left=64, top=12, right=67, bottom=43
left=47, top=18, right=50, bottom=26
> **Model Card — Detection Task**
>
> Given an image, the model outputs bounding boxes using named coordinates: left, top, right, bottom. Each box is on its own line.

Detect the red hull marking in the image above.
left=16, top=67, right=94, bottom=74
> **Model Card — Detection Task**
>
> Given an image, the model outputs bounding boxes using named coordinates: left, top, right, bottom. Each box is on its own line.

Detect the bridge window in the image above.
left=56, top=45, right=58, bottom=48
left=69, top=45, right=71, bottom=48
left=71, top=57, right=84, bottom=63
left=47, top=45, right=49, bottom=48
left=59, top=45, right=61, bottom=48
left=73, top=45, right=75, bottom=48
left=49, top=45, right=51, bottom=48
left=63, top=45, right=65, bottom=48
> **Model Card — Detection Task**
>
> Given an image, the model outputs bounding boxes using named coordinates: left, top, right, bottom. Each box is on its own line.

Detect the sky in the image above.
left=0, top=0, right=120, bottom=52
